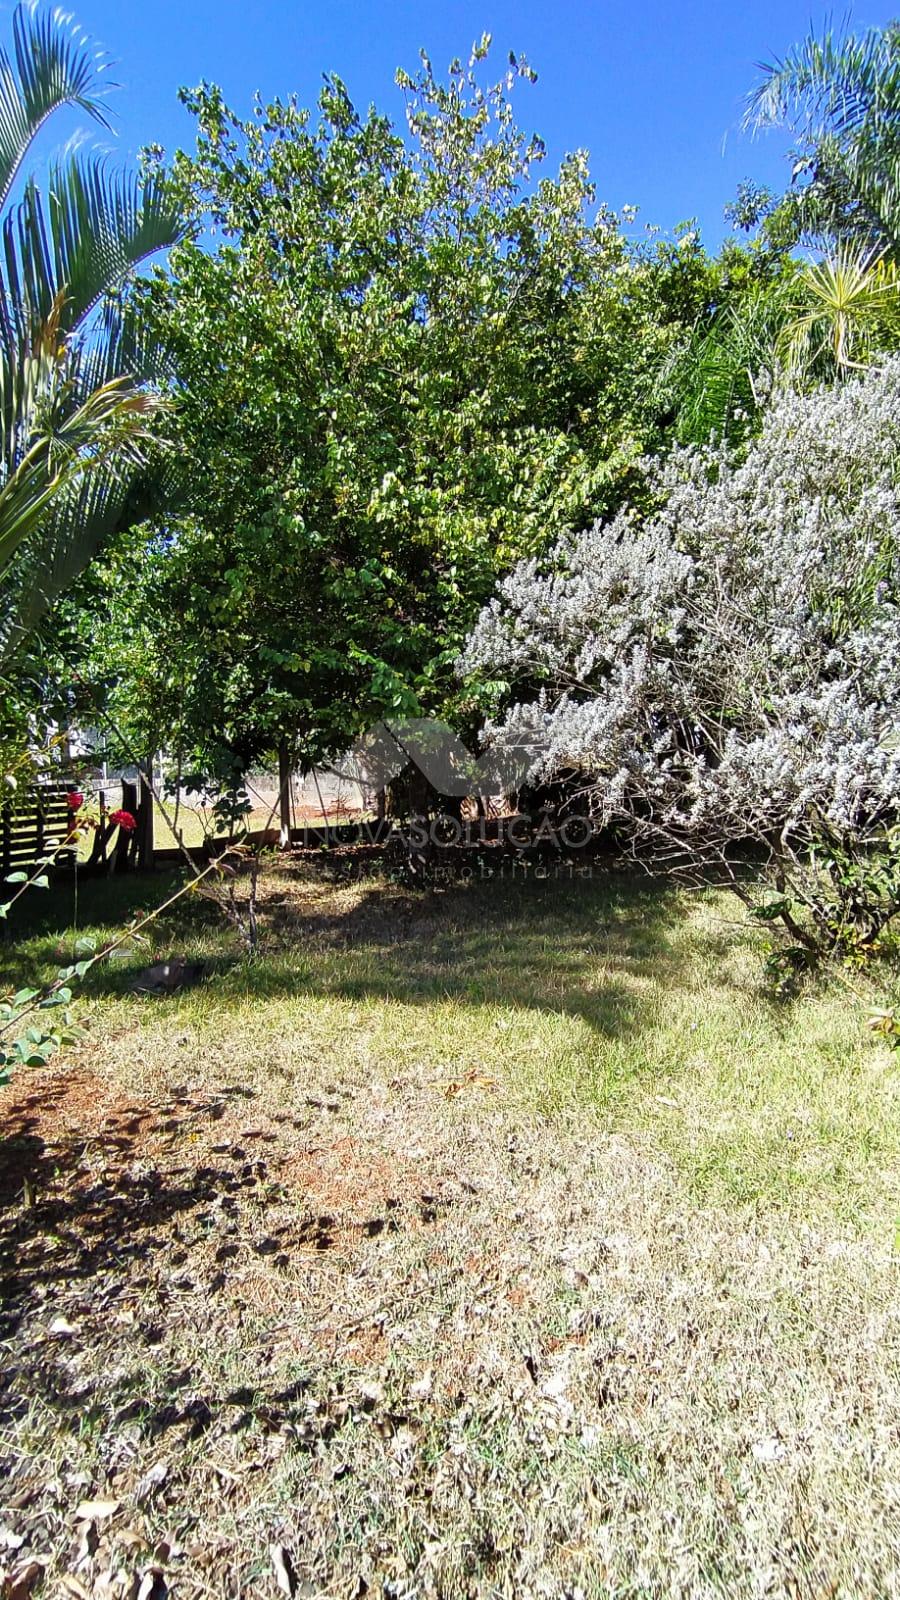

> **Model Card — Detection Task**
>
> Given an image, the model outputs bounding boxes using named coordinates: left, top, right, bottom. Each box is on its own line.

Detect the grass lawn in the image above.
left=1, top=859, right=899, bottom=1598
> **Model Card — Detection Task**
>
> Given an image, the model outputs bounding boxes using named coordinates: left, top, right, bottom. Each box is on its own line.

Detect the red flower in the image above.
left=67, top=791, right=84, bottom=811
left=110, top=808, right=137, bottom=833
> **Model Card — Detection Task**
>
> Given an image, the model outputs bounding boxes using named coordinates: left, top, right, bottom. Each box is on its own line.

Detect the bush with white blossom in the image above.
left=462, top=360, right=900, bottom=959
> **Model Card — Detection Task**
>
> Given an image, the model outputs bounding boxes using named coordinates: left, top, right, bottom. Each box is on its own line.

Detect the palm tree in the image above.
left=0, top=4, right=183, bottom=657
left=745, top=22, right=900, bottom=257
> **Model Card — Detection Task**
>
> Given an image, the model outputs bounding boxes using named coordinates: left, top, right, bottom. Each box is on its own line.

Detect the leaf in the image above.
left=4, top=870, right=27, bottom=883
left=6, top=1560, right=44, bottom=1600
left=48, top=1314, right=77, bottom=1336
left=269, top=1544, right=297, bottom=1598
left=751, top=1436, right=787, bottom=1464
left=135, top=1457, right=170, bottom=1505
left=19, top=1046, right=52, bottom=1066
left=74, top=1498, right=121, bottom=1521
left=41, top=986, right=71, bottom=1005
left=751, top=898, right=792, bottom=922
left=136, top=1567, right=167, bottom=1600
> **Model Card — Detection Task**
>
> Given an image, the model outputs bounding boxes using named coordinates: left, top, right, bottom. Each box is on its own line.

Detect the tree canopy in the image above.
left=83, top=41, right=784, bottom=782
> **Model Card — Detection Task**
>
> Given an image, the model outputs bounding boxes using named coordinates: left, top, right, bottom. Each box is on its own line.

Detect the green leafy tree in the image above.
left=84, top=42, right=760, bottom=782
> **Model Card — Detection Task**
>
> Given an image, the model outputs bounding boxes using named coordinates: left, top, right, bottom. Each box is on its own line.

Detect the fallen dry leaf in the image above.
left=136, top=1568, right=167, bottom=1600
left=269, top=1543, right=296, bottom=1597
left=751, top=1437, right=787, bottom=1465
left=117, top=1527, right=147, bottom=1550
left=135, top=1459, right=170, bottom=1505
left=443, top=1069, right=498, bottom=1099
left=48, top=1315, right=77, bottom=1338
left=5, top=1560, right=44, bottom=1600
left=75, top=1499, right=121, bottom=1522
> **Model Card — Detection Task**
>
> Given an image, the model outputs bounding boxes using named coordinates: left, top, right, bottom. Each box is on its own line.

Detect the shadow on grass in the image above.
left=1, top=862, right=735, bottom=1044
left=0, top=865, right=745, bottom=1410
left=0, top=1073, right=352, bottom=1453
left=0, top=1078, right=256, bottom=1351
left=242, top=871, right=707, bottom=1040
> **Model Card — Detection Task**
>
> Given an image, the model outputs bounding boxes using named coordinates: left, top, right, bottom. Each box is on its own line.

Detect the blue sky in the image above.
left=14, top=0, right=900, bottom=248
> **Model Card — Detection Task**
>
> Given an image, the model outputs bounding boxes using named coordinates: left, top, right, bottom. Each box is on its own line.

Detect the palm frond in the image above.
left=0, top=3, right=111, bottom=216
left=2, top=158, right=184, bottom=352
left=659, top=282, right=793, bottom=445
left=0, top=459, right=139, bottom=658
left=745, top=23, right=900, bottom=257
left=0, top=8, right=185, bottom=653
left=0, top=369, right=165, bottom=580
left=745, top=26, right=900, bottom=140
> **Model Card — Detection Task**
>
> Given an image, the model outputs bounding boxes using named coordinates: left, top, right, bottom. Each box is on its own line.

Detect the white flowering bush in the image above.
left=462, top=361, right=900, bottom=961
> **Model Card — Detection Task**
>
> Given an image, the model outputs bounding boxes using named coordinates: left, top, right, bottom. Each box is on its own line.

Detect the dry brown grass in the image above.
left=1, top=861, right=899, bottom=1599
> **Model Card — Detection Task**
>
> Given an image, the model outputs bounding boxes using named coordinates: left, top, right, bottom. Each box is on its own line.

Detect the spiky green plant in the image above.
left=781, top=243, right=900, bottom=376
left=0, top=4, right=183, bottom=657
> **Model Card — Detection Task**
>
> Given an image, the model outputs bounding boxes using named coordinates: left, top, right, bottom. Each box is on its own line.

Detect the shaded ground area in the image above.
left=1, top=865, right=899, bottom=1598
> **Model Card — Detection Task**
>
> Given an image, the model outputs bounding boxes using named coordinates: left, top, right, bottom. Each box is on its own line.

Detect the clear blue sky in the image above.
left=14, top=0, right=900, bottom=248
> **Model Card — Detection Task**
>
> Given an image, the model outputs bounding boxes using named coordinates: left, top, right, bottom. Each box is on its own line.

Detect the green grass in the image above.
left=3, top=862, right=900, bottom=1598
left=6, top=861, right=899, bottom=1220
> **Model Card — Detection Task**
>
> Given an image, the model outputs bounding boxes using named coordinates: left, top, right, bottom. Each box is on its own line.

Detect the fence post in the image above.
left=136, top=761, right=155, bottom=871
left=114, top=780, right=138, bottom=873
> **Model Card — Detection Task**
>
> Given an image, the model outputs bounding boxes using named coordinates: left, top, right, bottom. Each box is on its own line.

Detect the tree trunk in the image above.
left=114, top=781, right=138, bottom=873
left=278, top=742, right=292, bottom=849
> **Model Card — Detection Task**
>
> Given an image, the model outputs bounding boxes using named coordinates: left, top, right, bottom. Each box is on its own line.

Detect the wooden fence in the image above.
left=1, top=777, right=154, bottom=881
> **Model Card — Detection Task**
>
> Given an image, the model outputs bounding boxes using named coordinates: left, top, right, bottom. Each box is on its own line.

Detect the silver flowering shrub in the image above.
left=462, top=361, right=900, bottom=957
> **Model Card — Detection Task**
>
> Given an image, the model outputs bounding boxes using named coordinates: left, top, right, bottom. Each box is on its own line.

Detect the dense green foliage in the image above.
left=8, top=14, right=900, bottom=852
left=79, top=43, right=788, bottom=781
